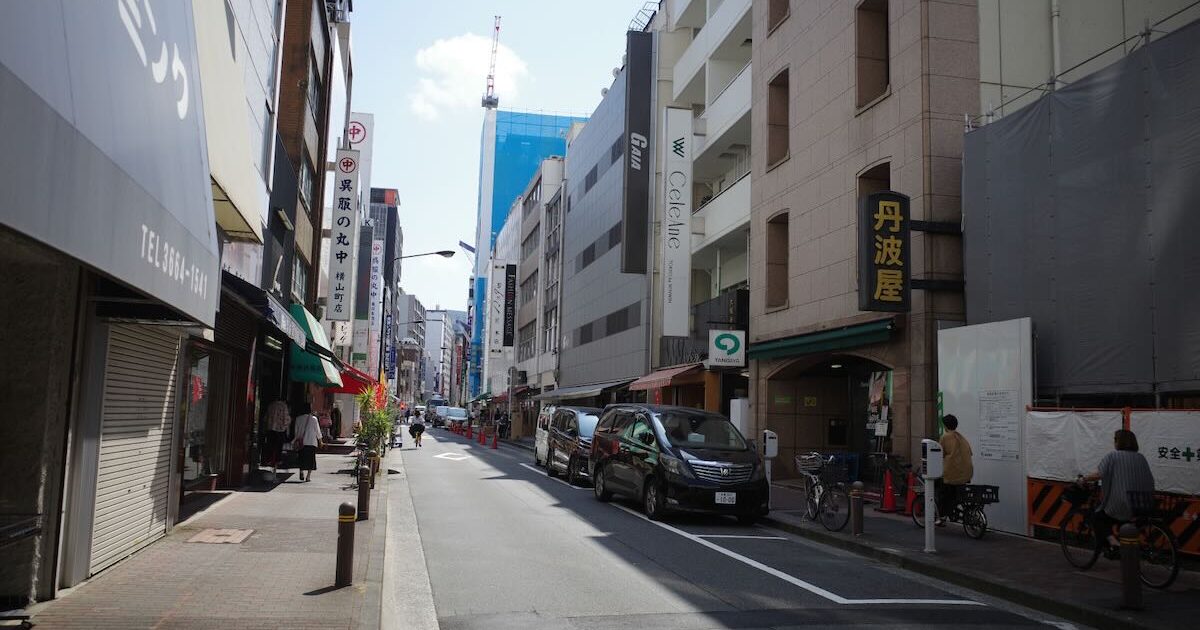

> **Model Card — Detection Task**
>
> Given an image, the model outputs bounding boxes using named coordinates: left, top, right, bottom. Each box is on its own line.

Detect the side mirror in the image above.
left=639, top=432, right=656, bottom=446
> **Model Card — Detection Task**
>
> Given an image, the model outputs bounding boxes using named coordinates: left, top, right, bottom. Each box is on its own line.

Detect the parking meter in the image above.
left=762, top=429, right=778, bottom=509
left=920, top=438, right=942, bottom=552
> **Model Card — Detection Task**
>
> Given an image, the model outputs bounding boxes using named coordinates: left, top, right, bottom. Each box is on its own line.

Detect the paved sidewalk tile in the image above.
left=765, top=482, right=1199, bottom=630
left=32, top=452, right=380, bottom=630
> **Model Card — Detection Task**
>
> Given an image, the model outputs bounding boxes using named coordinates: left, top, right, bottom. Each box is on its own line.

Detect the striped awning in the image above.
left=628, top=363, right=703, bottom=391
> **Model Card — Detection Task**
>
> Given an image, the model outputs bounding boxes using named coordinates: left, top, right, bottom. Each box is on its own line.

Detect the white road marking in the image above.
left=518, top=463, right=590, bottom=490
left=696, top=534, right=788, bottom=540
left=433, top=453, right=470, bottom=461
left=612, top=505, right=983, bottom=607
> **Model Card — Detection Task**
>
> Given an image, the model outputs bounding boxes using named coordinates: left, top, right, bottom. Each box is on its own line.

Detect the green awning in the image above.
left=288, top=304, right=342, bottom=387
left=469, top=392, right=492, bottom=403
left=747, top=318, right=896, bottom=361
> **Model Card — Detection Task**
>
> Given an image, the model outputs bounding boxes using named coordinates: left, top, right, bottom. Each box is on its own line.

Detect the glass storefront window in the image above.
left=182, top=345, right=233, bottom=489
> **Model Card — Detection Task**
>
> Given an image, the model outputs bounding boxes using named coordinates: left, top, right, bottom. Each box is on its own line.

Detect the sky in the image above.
left=350, top=0, right=653, bottom=312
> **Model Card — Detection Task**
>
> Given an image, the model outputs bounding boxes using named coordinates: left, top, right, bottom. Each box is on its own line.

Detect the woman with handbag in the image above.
left=293, top=403, right=323, bottom=482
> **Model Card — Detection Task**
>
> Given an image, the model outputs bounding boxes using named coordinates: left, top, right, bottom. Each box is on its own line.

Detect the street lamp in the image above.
left=390, top=250, right=454, bottom=265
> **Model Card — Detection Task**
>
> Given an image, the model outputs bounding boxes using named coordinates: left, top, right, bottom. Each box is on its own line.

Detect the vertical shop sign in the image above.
left=662, top=107, right=693, bottom=336
left=857, top=191, right=911, bottom=312
left=621, top=30, right=654, bottom=274
left=488, top=263, right=507, bottom=357
left=327, top=149, right=360, bottom=320
left=367, top=240, right=384, bottom=375
left=503, top=264, right=517, bottom=347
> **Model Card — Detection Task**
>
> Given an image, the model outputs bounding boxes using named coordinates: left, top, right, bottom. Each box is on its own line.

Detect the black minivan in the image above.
left=589, top=404, right=768, bottom=524
left=545, top=406, right=602, bottom=485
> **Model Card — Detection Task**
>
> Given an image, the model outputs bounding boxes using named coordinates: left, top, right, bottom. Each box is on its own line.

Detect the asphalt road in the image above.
left=398, top=430, right=1080, bottom=630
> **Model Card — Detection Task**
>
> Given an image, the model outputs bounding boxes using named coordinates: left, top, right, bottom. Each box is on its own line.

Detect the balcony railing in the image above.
left=659, top=288, right=749, bottom=367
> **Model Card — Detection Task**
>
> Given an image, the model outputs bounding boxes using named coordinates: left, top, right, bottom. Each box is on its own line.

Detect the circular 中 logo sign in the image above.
left=338, top=157, right=357, bottom=173
left=348, top=121, right=367, bottom=144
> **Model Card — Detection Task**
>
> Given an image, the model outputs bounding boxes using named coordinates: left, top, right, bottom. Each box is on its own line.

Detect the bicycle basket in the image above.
left=963, top=484, right=1000, bottom=505
left=795, top=453, right=823, bottom=473
left=819, top=461, right=849, bottom=484
left=1062, top=483, right=1092, bottom=507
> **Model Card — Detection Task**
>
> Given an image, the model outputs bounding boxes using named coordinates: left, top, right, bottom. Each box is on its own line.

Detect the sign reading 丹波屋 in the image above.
left=327, top=149, right=360, bottom=321
left=662, top=107, right=693, bottom=337
left=707, top=330, right=746, bottom=368
left=857, top=191, right=911, bottom=312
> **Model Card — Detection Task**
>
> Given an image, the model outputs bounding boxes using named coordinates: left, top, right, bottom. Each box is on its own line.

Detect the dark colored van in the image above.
left=545, top=406, right=602, bottom=485
left=589, top=404, right=768, bottom=524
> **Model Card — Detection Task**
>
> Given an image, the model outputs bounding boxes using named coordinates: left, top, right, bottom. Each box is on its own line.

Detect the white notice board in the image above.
left=938, top=318, right=1033, bottom=535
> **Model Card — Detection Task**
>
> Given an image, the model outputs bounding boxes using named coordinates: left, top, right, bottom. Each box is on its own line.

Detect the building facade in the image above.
left=424, top=309, right=456, bottom=400
left=469, top=111, right=587, bottom=397
left=514, top=158, right=565, bottom=396
left=483, top=204, right=522, bottom=398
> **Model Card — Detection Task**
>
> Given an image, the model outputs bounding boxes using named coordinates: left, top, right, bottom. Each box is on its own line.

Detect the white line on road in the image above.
left=518, top=463, right=590, bottom=490
left=612, top=504, right=982, bottom=607
left=696, top=534, right=788, bottom=540
left=433, top=452, right=470, bottom=461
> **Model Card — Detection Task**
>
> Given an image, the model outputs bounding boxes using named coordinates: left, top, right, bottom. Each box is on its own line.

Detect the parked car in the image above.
left=545, top=406, right=603, bottom=484
left=430, top=405, right=450, bottom=427
left=443, top=406, right=469, bottom=430
left=533, top=404, right=557, bottom=466
left=589, top=404, right=768, bottom=524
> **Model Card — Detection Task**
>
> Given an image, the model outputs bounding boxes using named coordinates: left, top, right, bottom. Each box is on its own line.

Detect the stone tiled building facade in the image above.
left=748, top=0, right=977, bottom=472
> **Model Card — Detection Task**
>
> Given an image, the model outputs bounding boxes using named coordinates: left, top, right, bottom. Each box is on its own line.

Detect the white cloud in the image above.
left=409, top=33, right=529, bottom=120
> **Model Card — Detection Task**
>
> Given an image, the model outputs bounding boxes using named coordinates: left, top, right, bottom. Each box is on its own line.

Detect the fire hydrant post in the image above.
left=336, top=502, right=355, bottom=587
left=357, top=465, right=371, bottom=521
left=368, top=450, right=378, bottom=489
left=1119, top=523, right=1143, bottom=610
left=850, top=481, right=864, bottom=536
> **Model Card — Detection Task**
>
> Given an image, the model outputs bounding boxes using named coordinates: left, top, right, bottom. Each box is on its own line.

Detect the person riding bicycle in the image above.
left=409, top=410, right=426, bottom=448
left=1081, top=429, right=1155, bottom=548
left=937, top=414, right=974, bottom=526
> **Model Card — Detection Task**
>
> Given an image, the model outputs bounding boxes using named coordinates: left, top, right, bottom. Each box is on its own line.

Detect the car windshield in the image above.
left=577, top=414, right=600, bottom=437
left=446, top=408, right=467, bottom=419
left=656, top=411, right=747, bottom=451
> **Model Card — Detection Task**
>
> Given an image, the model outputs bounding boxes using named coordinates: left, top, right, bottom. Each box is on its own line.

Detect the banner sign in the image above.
left=857, top=191, right=911, bottom=312
left=662, top=107, right=693, bottom=336
left=367, top=240, right=384, bottom=375
left=503, top=263, right=517, bottom=347
left=488, top=263, right=507, bottom=357
left=327, top=149, right=360, bottom=320
left=621, top=30, right=653, bottom=274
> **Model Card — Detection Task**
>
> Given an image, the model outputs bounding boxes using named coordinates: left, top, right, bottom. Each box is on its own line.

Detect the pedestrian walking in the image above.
left=292, top=403, right=322, bottom=482
left=318, top=409, right=333, bottom=442
left=331, top=404, right=342, bottom=440
left=265, top=399, right=291, bottom=469
left=937, top=414, right=974, bottom=525
left=409, top=409, right=426, bottom=448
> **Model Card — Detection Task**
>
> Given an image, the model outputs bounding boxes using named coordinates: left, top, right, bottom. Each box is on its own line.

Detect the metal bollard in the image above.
left=357, top=465, right=371, bottom=521
left=368, top=450, right=378, bottom=489
left=850, top=481, right=864, bottom=536
left=1119, top=523, right=1143, bottom=610
left=336, top=502, right=356, bottom=587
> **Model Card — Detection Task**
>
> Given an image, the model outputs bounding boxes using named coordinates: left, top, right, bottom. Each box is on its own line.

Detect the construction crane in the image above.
left=481, top=15, right=501, bottom=109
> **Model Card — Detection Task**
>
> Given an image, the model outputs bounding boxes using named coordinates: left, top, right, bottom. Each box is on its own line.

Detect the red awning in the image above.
left=628, top=363, right=703, bottom=391
left=326, top=363, right=376, bottom=394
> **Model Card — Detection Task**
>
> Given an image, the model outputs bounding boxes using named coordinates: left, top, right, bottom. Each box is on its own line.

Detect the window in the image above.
left=307, top=54, right=323, bottom=119
left=858, top=162, right=890, bottom=200
left=610, top=139, right=623, bottom=164
left=298, top=158, right=316, bottom=211
left=767, top=69, right=790, bottom=166
left=584, top=165, right=598, bottom=192
left=578, top=322, right=594, bottom=345
left=521, top=227, right=540, bottom=260
left=768, top=0, right=789, bottom=32
left=855, top=0, right=890, bottom=108
left=518, top=322, right=537, bottom=361
left=544, top=307, right=558, bottom=353
left=608, top=223, right=622, bottom=248
left=520, top=272, right=538, bottom=306
left=291, top=257, right=309, bottom=301
left=766, top=212, right=789, bottom=308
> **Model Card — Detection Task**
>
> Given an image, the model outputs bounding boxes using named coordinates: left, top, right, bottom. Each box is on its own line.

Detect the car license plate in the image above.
left=715, top=492, right=737, bottom=505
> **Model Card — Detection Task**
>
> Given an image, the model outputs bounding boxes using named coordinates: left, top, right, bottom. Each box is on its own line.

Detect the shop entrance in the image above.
left=765, top=354, right=893, bottom=479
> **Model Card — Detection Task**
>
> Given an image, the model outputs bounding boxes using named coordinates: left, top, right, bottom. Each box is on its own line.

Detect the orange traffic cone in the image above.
left=491, top=432, right=498, bottom=449
left=466, top=425, right=472, bottom=439
left=876, top=469, right=897, bottom=513
left=902, top=471, right=917, bottom=516
left=479, top=429, right=486, bottom=445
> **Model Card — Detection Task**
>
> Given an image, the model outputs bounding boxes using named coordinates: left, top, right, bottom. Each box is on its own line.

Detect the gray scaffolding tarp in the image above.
left=963, top=19, right=1200, bottom=394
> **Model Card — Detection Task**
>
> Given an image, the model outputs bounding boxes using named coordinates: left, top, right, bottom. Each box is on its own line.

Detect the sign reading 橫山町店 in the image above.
left=857, top=191, right=911, bottom=312
left=326, top=149, right=360, bottom=321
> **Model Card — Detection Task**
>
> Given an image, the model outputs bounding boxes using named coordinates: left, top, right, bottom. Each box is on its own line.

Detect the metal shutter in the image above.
left=90, top=324, right=182, bottom=574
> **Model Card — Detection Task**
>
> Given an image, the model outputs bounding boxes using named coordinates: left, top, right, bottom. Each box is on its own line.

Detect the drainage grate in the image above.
left=187, top=528, right=254, bottom=544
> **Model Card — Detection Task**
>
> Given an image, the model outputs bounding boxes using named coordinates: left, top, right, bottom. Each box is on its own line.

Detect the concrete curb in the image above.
left=500, top=438, right=534, bottom=453
left=380, top=448, right=439, bottom=630
left=761, top=515, right=1153, bottom=630
left=356, top=455, right=388, bottom=630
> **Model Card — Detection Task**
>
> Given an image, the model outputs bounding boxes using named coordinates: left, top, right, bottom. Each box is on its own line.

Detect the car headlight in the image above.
left=660, top=454, right=694, bottom=479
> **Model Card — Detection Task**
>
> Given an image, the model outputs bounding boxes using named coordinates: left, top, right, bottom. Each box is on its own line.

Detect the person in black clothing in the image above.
left=409, top=409, right=426, bottom=447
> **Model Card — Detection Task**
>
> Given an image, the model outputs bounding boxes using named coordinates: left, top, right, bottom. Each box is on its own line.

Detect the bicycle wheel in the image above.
left=819, top=486, right=850, bottom=532
left=911, top=494, right=937, bottom=528
left=805, top=481, right=821, bottom=520
left=1138, top=523, right=1180, bottom=589
left=963, top=505, right=988, bottom=539
left=1060, top=509, right=1101, bottom=570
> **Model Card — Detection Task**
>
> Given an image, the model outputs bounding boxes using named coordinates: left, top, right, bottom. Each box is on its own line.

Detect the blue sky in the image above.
left=351, top=0, right=652, bottom=311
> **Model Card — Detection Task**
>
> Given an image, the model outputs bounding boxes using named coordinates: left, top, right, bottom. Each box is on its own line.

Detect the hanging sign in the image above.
left=857, top=191, right=911, bottom=312
left=661, top=107, right=692, bottom=336
left=327, top=149, right=360, bottom=320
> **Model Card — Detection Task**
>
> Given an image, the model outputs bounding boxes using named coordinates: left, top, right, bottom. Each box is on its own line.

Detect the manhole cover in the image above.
left=187, top=528, right=254, bottom=544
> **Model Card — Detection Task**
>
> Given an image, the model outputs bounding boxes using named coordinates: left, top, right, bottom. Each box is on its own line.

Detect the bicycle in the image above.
left=1059, top=480, right=1180, bottom=589
left=910, top=478, right=996, bottom=539
left=794, top=452, right=851, bottom=532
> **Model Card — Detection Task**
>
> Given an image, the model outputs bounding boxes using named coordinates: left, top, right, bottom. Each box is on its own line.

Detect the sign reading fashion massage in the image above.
left=661, top=107, right=693, bottom=336
left=857, top=191, right=911, bottom=312
left=327, top=149, right=361, bottom=321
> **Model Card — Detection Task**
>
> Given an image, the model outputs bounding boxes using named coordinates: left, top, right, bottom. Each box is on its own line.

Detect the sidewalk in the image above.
left=764, top=482, right=1199, bottom=630
left=29, top=451, right=387, bottom=630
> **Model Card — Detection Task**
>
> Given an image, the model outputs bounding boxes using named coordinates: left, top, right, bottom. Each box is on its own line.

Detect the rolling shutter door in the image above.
left=90, top=324, right=182, bottom=574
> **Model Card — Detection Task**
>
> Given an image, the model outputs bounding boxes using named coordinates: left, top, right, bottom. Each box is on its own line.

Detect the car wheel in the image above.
left=546, top=448, right=557, bottom=477
left=567, top=456, right=580, bottom=486
left=593, top=463, right=613, bottom=502
left=643, top=478, right=665, bottom=521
